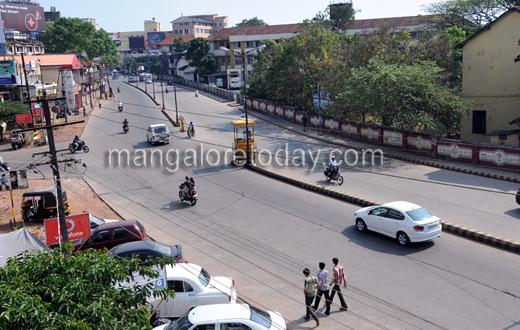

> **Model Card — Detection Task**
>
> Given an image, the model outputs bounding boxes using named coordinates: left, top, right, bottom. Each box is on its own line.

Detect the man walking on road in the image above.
left=303, top=268, right=320, bottom=327
left=313, top=262, right=331, bottom=315
left=330, top=257, right=348, bottom=311
left=302, top=114, right=307, bottom=131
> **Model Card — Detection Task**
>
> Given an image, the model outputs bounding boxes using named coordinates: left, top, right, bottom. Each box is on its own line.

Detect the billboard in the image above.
left=129, top=36, right=145, bottom=49
left=0, top=170, right=28, bottom=191
left=0, top=2, right=45, bottom=33
left=44, top=213, right=91, bottom=245
left=0, top=60, right=16, bottom=84
left=147, top=32, right=166, bottom=47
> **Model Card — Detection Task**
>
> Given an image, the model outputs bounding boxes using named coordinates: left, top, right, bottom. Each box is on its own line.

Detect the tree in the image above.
left=0, top=244, right=175, bottom=329
left=422, top=0, right=519, bottom=31
left=326, top=3, right=357, bottom=32
left=337, top=58, right=470, bottom=134
left=38, top=17, right=118, bottom=60
left=235, top=17, right=268, bottom=27
left=0, top=101, right=30, bottom=128
left=185, top=38, right=217, bottom=78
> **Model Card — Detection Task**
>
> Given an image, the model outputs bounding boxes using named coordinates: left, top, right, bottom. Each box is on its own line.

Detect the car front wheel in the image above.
left=397, top=231, right=410, bottom=246
left=356, top=219, right=366, bottom=232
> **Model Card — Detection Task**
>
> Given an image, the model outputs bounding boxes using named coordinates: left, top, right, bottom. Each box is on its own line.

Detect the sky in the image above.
left=38, top=0, right=437, bottom=33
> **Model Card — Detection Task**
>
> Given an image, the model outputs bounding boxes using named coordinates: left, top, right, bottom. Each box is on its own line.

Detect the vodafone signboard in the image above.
left=44, top=213, right=91, bottom=245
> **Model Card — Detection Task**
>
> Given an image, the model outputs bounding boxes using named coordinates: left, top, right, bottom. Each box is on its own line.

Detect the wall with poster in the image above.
left=147, top=32, right=166, bottom=48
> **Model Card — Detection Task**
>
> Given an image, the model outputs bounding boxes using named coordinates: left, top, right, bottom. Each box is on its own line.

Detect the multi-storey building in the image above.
left=171, top=14, right=228, bottom=39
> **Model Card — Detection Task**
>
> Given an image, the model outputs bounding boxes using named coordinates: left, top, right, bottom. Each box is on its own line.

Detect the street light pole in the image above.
left=174, top=81, right=179, bottom=124
left=152, top=78, right=156, bottom=99
left=161, top=81, right=165, bottom=110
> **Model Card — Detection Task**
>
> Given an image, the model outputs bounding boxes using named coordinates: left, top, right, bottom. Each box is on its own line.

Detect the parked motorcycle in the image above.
left=187, top=127, right=195, bottom=138
left=324, top=166, right=344, bottom=185
left=149, top=306, right=167, bottom=327
left=179, top=181, right=198, bottom=206
left=123, top=124, right=129, bottom=134
left=69, top=141, right=90, bottom=154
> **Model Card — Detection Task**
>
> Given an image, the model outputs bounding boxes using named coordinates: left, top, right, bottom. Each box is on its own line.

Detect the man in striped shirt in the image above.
left=329, top=257, right=348, bottom=311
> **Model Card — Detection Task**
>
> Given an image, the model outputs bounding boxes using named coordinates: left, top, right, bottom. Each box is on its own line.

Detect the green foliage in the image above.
left=337, top=58, right=470, bottom=134
left=442, top=26, right=468, bottom=59
left=235, top=17, right=268, bottom=27
left=325, top=3, right=357, bottom=32
left=0, top=100, right=30, bottom=128
left=38, top=18, right=118, bottom=59
left=173, top=37, right=190, bottom=53
left=186, top=38, right=217, bottom=75
left=422, top=0, right=516, bottom=30
left=0, top=243, right=175, bottom=329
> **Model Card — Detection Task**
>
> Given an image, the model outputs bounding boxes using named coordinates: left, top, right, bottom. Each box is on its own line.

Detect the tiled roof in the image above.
left=353, top=15, right=436, bottom=29
left=159, top=35, right=195, bottom=46
left=485, top=129, right=520, bottom=136
left=509, top=117, right=520, bottom=125
left=208, top=24, right=300, bottom=41
left=4, top=54, right=78, bottom=66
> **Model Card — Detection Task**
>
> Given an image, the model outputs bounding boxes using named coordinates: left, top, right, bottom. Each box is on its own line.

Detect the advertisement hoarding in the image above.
left=147, top=32, right=166, bottom=47
left=0, top=60, right=16, bottom=84
left=15, top=113, right=31, bottom=123
left=0, top=2, right=45, bottom=33
left=44, top=213, right=91, bottom=245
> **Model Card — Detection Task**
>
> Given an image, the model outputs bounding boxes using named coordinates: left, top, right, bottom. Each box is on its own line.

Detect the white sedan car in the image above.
left=154, top=303, right=287, bottom=330
left=354, top=201, right=441, bottom=245
left=155, top=263, right=237, bottom=318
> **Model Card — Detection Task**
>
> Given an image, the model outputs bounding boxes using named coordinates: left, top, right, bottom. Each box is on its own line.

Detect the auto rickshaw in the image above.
left=21, top=187, right=70, bottom=221
left=10, top=131, right=27, bottom=150
left=231, top=118, right=256, bottom=165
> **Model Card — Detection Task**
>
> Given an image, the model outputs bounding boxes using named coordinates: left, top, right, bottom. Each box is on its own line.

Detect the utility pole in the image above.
left=41, top=94, right=69, bottom=248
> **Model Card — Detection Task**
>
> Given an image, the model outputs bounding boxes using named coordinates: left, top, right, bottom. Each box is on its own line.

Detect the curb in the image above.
left=124, top=81, right=161, bottom=106
left=247, top=109, right=520, bottom=184
left=246, top=164, right=520, bottom=253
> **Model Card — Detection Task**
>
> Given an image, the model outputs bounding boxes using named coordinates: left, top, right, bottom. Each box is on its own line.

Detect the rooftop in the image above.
left=208, top=24, right=300, bottom=41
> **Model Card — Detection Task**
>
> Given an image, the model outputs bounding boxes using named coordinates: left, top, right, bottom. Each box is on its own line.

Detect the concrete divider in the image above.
left=246, top=164, right=520, bottom=253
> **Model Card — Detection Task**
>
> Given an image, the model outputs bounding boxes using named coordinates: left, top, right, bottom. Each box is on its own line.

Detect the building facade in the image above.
left=458, top=7, right=520, bottom=145
left=171, top=14, right=228, bottom=39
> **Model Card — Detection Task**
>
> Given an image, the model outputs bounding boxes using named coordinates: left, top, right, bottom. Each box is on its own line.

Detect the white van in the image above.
left=229, top=77, right=241, bottom=89
left=146, top=124, right=170, bottom=145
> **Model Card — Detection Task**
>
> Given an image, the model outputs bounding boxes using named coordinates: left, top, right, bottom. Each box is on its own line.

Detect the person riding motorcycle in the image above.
left=188, top=121, right=194, bottom=136
left=72, top=135, right=81, bottom=150
left=181, top=176, right=193, bottom=199
left=117, top=86, right=120, bottom=93
left=327, top=155, right=339, bottom=177
left=122, top=119, right=129, bottom=130
left=118, top=101, right=123, bottom=111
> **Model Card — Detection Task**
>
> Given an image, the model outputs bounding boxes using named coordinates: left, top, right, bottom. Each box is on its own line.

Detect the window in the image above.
left=113, top=228, right=130, bottom=239
left=35, top=47, right=40, bottom=52
left=16, top=46, right=23, bottom=53
left=27, top=47, right=33, bottom=52
left=221, top=57, right=226, bottom=65
left=235, top=57, right=242, bottom=65
left=386, top=208, right=405, bottom=220
left=234, top=42, right=241, bottom=48
left=246, top=41, right=254, bottom=48
left=406, top=208, right=433, bottom=221
left=198, top=267, right=211, bottom=287
left=221, top=323, right=252, bottom=330
left=369, top=207, right=387, bottom=217
left=410, top=32, right=418, bottom=39
left=247, top=54, right=253, bottom=65
left=499, top=134, right=508, bottom=141
left=185, top=22, right=189, bottom=25
left=220, top=22, right=223, bottom=26
left=255, top=41, right=262, bottom=47
left=250, top=305, right=272, bottom=328
left=92, top=230, right=110, bottom=242
left=184, top=29, right=189, bottom=34
left=193, top=325, right=215, bottom=330
left=472, top=110, right=486, bottom=134
left=168, top=280, right=193, bottom=292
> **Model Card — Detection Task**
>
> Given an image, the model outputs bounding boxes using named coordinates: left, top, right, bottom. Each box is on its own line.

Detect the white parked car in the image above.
left=354, top=201, right=441, bottom=245
left=153, top=303, right=286, bottom=330
left=155, top=263, right=237, bottom=318
left=147, top=124, right=170, bottom=145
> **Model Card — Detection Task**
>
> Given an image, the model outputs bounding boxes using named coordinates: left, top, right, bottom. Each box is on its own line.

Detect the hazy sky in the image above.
left=38, top=0, right=436, bottom=33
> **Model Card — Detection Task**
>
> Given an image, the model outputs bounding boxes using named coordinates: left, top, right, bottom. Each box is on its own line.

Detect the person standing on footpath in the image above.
left=302, top=114, right=308, bottom=131
left=329, top=257, right=348, bottom=311
left=303, top=268, right=320, bottom=327
left=313, top=262, right=331, bottom=315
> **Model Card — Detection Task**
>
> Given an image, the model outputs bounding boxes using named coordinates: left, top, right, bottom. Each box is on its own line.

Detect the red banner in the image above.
left=32, top=108, right=42, bottom=117
left=44, top=213, right=91, bottom=245
left=15, top=114, right=32, bottom=123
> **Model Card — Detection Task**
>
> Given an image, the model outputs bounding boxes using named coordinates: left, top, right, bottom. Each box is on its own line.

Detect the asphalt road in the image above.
left=5, top=80, right=520, bottom=330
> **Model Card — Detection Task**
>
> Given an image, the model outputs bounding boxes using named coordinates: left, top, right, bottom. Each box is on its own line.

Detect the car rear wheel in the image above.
left=356, top=219, right=366, bottom=232
left=397, top=231, right=410, bottom=246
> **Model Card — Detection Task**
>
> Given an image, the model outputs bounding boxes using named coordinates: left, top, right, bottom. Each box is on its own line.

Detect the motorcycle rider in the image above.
left=117, top=86, right=120, bottom=93
left=195, top=90, right=199, bottom=97
left=118, top=101, right=123, bottom=111
left=72, top=135, right=81, bottom=150
left=122, top=119, right=129, bottom=131
left=187, top=121, right=194, bottom=136
left=181, top=176, right=193, bottom=199
left=327, top=155, right=339, bottom=178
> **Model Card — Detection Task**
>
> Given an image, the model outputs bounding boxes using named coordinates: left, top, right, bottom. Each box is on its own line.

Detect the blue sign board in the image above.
left=313, top=91, right=333, bottom=109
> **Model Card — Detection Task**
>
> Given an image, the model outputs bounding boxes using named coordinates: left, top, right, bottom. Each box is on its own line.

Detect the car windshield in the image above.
left=198, top=267, right=211, bottom=287
left=89, top=214, right=105, bottom=227
left=153, top=241, right=171, bottom=255
left=154, top=127, right=167, bottom=133
left=166, top=312, right=193, bottom=330
left=250, top=305, right=272, bottom=328
left=406, top=208, right=434, bottom=221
